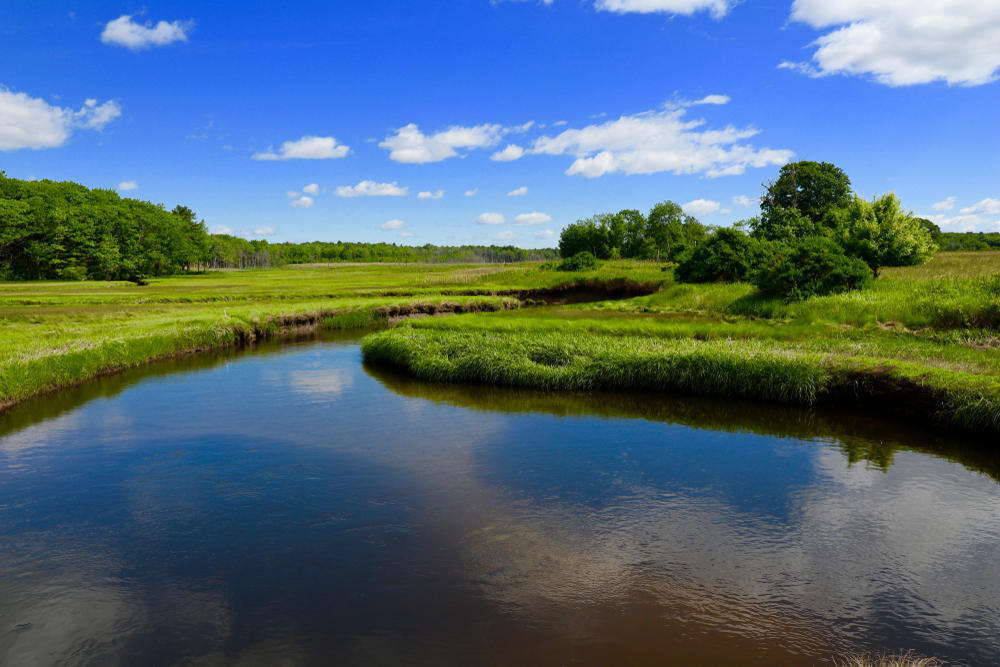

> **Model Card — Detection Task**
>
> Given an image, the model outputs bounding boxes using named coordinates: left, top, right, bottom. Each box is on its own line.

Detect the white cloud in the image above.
left=252, top=136, right=350, bottom=161
left=465, top=189, right=478, bottom=196
left=417, top=189, right=444, bottom=200
left=210, top=225, right=234, bottom=235
left=682, top=199, right=721, bottom=216
left=931, top=196, right=956, bottom=211
left=495, top=230, right=517, bottom=241
left=289, top=196, right=314, bottom=209
left=732, top=195, right=757, bottom=207
left=244, top=226, right=276, bottom=235
left=302, top=183, right=320, bottom=196
left=100, top=15, right=193, bottom=50
left=784, top=0, right=1000, bottom=86
left=553, top=120, right=568, bottom=126
left=118, top=180, right=138, bottom=191
left=286, top=190, right=300, bottom=198
left=513, top=212, right=553, bottom=226
left=959, top=198, right=1000, bottom=215
left=379, top=123, right=504, bottom=163
left=925, top=213, right=989, bottom=231
left=0, top=88, right=121, bottom=151
left=380, top=219, right=406, bottom=230
left=595, top=0, right=736, bottom=19
left=507, top=186, right=529, bottom=196
left=535, top=229, right=555, bottom=240
left=491, top=144, right=525, bottom=162
left=476, top=213, right=508, bottom=225
left=526, top=100, right=793, bottom=179
left=399, top=231, right=417, bottom=238
left=334, top=181, right=408, bottom=198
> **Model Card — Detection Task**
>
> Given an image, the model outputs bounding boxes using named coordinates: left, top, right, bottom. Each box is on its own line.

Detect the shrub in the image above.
left=559, top=251, right=599, bottom=272
left=675, top=228, right=773, bottom=283
left=834, top=193, right=938, bottom=277
left=755, top=236, right=872, bottom=301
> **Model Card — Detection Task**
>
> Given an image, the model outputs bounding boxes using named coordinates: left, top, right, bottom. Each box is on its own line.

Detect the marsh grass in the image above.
left=835, top=652, right=942, bottom=667
left=883, top=250, right=1000, bottom=280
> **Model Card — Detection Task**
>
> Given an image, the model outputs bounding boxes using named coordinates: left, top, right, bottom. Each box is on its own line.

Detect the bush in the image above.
left=754, top=236, right=872, bottom=301
left=559, top=251, right=599, bottom=272
left=675, top=228, right=773, bottom=283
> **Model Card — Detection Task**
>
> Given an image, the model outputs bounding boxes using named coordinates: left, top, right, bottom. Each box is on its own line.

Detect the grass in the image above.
left=835, top=652, right=941, bottom=667
left=5, top=254, right=1000, bottom=434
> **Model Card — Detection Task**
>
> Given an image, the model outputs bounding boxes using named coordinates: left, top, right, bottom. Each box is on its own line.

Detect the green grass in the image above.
left=5, top=254, right=1000, bottom=434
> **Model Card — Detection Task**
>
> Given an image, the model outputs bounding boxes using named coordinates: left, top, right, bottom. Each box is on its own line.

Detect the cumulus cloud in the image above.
left=210, top=225, right=234, bottom=235
left=513, top=212, right=553, bottom=226
left=683, top=199, right=721, bottom=216
left=494, top=230, right=517, bottom=241
left=380, top=219, right=406, bottom=230
left=731, top=194, right=757, bottom=207
left=925, top=213, right=989, bottom=231
left=783, top=0, right=1000, bottom=86
left=334, top=181, right=408, bottom=198
left=491, top=144, right=526, bottom=162
left=286, top=190, right=300, bottom=198
left=507, top=186, right=529, bottom=196
left=289, top=196, right=314, bottom=209
left=959, top=198, right=1000, bottom=215
left=380, top=123, right=504, bottom=163
left=931, top=197, right=956, bottom=211
left=596, top=0, right=736, bottom=19
left=302, top=183, right=320, bottom=196
left=252, top=136, right=350, bottom=161
left=398, top=231, right=417, bottom=238
left=417, top=189, right=444, bottom=200
left=100, top=15, right=193, bottom=50
left=476, top=213, right=508, bottom=225
left=0, top=88, right=121, bottom=151
left=118, top=180, right=138, bottom=191
left=535, top=229, right=555, bottom=240
left=523, top=98, right=793, bottom=178
left=465, top=189, right=478, bottom=196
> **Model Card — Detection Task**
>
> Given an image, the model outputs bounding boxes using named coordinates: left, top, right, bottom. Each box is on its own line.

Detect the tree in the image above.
left=754, top=236, right=872, bottom=301
left=645, top=200, right=705, bottom=261
left=760, top=161, right=852, bottom=224
left=675, top=228, right=774, bottom=283
left=834, top=193, right=938, bottom=277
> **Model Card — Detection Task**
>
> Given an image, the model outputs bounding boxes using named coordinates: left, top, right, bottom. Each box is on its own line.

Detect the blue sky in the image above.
left=2, top=0, right=998, bottom=247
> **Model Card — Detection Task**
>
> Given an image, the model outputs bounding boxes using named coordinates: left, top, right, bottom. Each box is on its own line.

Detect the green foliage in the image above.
left=834, top=193, right=938, bottom=277
left=760, top=161, right=853, bottom=224
left=0, top=172, right=210, bottom=280
left=755, top=236, right=873, bottom=301
left=558, top=202, right=707, bottom=261
left=675, top=228, right=774, bottom=283
left=747, top=206, right=826, bottom=242
left=559, top=251, right=599, bottom=272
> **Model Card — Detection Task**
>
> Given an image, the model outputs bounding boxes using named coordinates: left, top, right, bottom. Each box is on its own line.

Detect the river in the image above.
left=1, top=331, right=998, bottom=666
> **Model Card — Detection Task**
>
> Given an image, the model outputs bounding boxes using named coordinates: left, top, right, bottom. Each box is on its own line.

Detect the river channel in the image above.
left=1, top=330, right=998, bottom=666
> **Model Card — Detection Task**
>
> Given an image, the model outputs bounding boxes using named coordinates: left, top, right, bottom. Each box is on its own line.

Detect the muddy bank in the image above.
left=442, top=278, right=663, bottom=306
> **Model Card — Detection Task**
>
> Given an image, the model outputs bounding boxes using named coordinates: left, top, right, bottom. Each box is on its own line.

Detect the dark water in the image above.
left=1, top=331, right=999, bottom=667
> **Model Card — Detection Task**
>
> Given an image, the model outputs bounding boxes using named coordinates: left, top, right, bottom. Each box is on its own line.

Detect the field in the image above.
left=3, top=254, right=1000, bottom=434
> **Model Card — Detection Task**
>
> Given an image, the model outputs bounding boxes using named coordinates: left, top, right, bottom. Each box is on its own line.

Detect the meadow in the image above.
left=3, top=253, right=1000, bottom=434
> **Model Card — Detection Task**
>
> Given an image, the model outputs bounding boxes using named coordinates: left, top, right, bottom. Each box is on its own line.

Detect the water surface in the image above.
left=1, top=332, right=998, bottom=666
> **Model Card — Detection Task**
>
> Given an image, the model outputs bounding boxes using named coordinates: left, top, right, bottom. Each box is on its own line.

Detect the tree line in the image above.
left=0, top=173, right=559, bottom=280
left=559, top=161, right=941, bottom=300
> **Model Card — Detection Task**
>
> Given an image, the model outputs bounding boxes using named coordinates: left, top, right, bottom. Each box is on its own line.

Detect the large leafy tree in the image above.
left=760, top=161, right=853, bottom=224
left=834, top=193, right=938, bottom=277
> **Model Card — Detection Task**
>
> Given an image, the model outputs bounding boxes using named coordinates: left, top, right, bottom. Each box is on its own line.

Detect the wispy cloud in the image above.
left=335, top=181, right=408, bottom=198
left=465, top=189, right=478, bottom=196
left=118, top=180, right=138, bottom=191
left=507, top=186, right=529, bottom=196
left=417, top=189, right=444, bottom=200
left=959, top=198, right=1000, bottom=215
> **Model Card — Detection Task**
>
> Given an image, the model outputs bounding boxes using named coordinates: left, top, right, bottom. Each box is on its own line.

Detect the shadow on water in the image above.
left=363, top=361, right=1000, bottom=484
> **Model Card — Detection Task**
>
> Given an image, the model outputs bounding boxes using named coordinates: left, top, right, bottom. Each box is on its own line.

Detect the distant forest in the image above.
left=0, top=174, right=555, bottom=280
left=0, top=173, right=993, bottom=281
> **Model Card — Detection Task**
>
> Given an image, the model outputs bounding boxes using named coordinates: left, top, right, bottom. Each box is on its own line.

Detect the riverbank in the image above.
left=0, top=263, right=662, bottom=412
left=362, top=253, right=1000, bottom=435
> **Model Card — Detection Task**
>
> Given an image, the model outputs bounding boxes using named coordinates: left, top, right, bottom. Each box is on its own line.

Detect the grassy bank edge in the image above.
left=0, top=299, right=513, bottom=413
left=361, top=327, right=1000, bottom=434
